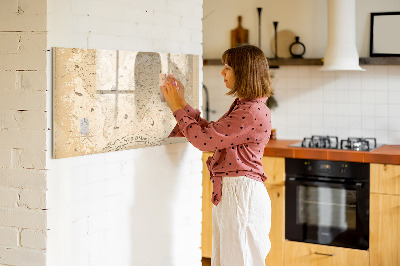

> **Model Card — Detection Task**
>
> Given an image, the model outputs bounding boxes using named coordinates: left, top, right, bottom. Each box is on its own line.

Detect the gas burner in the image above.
left=290, top=136, right=380, bottom=151
left=301, top=135, right=339, bottom=149
left=340, top=137, right=377, bottom=151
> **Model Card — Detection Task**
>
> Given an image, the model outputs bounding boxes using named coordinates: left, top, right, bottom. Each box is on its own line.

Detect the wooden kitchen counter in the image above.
left=263, top=139, right=400, bottom=164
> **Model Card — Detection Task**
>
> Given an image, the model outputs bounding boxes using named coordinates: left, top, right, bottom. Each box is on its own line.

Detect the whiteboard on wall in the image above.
left=53, top=47, right=199, bottom=159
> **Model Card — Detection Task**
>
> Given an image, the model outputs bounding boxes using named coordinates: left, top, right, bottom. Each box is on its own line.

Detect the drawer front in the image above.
left=284, top=241, right=369, bottom=266
left=370, top=163, right=400, bottom=195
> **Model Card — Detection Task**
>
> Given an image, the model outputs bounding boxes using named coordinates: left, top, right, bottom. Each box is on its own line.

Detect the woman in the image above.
left=161, top=44, right=273, bottom=266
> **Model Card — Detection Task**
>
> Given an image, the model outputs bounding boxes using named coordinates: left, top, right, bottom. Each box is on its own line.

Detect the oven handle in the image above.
left=286, top=177, right=364, bottom=189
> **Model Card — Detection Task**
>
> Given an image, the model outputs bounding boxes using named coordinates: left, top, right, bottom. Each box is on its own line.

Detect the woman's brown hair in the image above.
left=221, top=44, right=273, bottom=99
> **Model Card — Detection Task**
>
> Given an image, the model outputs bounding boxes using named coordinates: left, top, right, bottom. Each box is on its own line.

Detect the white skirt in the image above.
left=212, top=176, right=271, bottom=266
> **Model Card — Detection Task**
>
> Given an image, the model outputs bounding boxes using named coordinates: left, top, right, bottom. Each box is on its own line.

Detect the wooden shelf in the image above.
left=203, top=58, right=323, bottom=67
left=359, top=57, right=400, bottom=65
left=203, top=57, right=400, bottom=67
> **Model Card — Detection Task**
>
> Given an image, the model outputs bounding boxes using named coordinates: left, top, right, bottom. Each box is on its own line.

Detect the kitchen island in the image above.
left=202, top=140, right=400, bottom=266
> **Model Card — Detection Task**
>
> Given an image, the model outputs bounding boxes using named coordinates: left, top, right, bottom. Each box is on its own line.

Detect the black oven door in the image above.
left=285, top=177, right=369, bottom=250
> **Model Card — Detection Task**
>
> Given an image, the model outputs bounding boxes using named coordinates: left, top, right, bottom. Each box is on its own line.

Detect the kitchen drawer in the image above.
left=370, top=163, right=400, bottom=196
left=284, top=240, right=369, bottom=266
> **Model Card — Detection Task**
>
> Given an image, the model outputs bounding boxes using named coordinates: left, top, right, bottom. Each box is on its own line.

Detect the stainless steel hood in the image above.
left=320, top=0, right=365, bottom=71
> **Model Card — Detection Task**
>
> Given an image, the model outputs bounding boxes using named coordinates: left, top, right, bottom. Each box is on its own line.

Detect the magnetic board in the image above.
left=53, top=47, right=199, bottom=159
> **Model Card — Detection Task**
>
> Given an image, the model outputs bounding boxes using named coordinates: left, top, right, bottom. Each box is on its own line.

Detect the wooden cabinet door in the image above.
left=284, top=241, right=369, bottom=266
left=370, top=163, right=400, bottom=195
left=202, top=152, right=213, bottom=258
left=264, top=184, right=284, bottom=266
left=262, top=156, right=285, bottom=186
left=370, top=193, right=400, bottom=266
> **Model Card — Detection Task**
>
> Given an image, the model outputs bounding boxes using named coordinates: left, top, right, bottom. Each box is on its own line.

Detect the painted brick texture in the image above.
left=46, top=0, right=203, bottom=265
left=0, top=0, right=48, bottom=265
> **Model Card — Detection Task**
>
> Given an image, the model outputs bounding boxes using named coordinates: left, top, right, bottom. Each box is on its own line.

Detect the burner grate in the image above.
left=301, top=135, right=339, bottom=149
left=340, top=137, right=377, bottom=151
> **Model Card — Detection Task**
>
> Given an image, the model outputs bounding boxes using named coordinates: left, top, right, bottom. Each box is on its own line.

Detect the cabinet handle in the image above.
left=314, top=252, right=335, bottom=257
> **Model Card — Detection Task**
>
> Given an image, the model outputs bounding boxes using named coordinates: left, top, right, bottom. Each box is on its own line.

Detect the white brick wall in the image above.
left=46, top=1, right=203, bottom=266
left=0, top=0, right=48, bottom=265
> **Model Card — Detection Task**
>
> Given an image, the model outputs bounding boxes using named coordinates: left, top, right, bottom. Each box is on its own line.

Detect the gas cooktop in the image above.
left=289, top=135, right=383, bottom=151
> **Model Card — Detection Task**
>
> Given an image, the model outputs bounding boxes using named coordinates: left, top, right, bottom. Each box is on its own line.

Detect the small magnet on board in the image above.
left=80, top=118, right=89, bottom=135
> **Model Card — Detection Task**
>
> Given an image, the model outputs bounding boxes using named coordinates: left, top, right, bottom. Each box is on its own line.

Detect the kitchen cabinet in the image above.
left=201, top=154, right=286, bottom=266
left=261, top=156, right=285, bottom=266
left=284, top=241, right=369, bottom=266
left=202, top=152, right=213, bottom=258
left=370, top=163, right=400, bottom=266
left=370, top=163, right=400, bottom=195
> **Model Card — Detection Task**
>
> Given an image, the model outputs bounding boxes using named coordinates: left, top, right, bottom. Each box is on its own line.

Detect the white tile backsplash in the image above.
left=204, top=65, right=400, bottom=144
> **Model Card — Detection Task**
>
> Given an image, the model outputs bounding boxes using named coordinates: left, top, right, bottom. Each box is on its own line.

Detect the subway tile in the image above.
left=311, top=102, right=324, bottom=113
left=348, top=74, right=362, bottom=90
left=336, top=103, right=349, bottom=116
left=361, top=116, right=375, bottom=130
left=336, top=128, right=349, bottom=140
left=286, top=77, right=299, bottom=89
left=298, top=77, right=310, bottom=89
left=361, top=75, right=374, bottom=91
left=388, top=75, right=400, bottom=91
left=362, top=129, right=375, bottom=138
left=311, top=114, right=324, bottom=128
left=323, top=103, right=336, bottom=115
left=361, top=103, right=375, bottom=116
left=388, top=91, right=400, bottom=104
left=310, top=66, right=323, bottom=77
left=323, top=115, right=336, bottom=129
left=335, top=72, right=349, bottom=90
left=348, top=90, right=362, bottom=103
left=349, top=128, right=362, bottom=137
left=361, top=90, right=374, bottom=104
left=374, top=77, right=388, bottom=91
left=388, top=65, right=400, bottom=76
left=335, top=115, right=348, bottom=129
left=375, top=104, right=389, bottom=117
left=388, top=104, right=400, bottom=117
left=285, top=66, right=298, bottom=77
left=388, top=117, right=400, bottom=131
left=348, top=116, right=362, bottom=129
left=348, top=103, right=362, bottom=116
left=310, top=77, right=324, bottom=90
left=374, top=90, right=388, bottom=104
left=311, top=127, right=324, bottom=136
left=388, top=131, right=400, bottom=144
left=323, top=86, right=336, bottom=103
left=374, top=65, right=388, bottom=78
left=374, top=117, right=389, bottom=131
left=298, top=67, right=311, bottom=78
left=311, top=87, right=323, bottom=101
left=322, top=70, right=335, bottom=78
left=374, top=130, right=389, bottom=144
left=336, top=90, right=349, bottom=103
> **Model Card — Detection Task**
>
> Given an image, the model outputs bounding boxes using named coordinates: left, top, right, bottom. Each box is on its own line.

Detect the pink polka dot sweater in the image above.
left=169, top=97, right=272, bottom=206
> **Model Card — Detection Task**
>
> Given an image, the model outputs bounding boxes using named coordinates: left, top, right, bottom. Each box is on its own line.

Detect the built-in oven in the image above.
left=285, top=158, right=370, bottom=250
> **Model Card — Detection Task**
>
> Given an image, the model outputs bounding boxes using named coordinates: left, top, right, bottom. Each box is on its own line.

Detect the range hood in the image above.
left=320, top=0, right=365, bottom=71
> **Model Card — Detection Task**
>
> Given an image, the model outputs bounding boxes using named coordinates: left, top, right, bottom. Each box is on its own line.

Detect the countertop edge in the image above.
left=263, top=140, right=400, bottom=165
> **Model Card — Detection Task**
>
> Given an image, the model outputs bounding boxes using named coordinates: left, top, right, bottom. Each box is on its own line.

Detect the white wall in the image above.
left=0, top=0, right=48, bottom=265
left=203, top=0, right=400, bottom=145
left=46, top=0, right=203, bottom=266
left=203, top=0, right=400, bottom=58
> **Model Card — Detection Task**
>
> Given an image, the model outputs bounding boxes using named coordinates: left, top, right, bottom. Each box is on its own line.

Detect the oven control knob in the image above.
left=340, top=164, right=347, bottom=174
left=304, top=162, right=312, bottom=171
